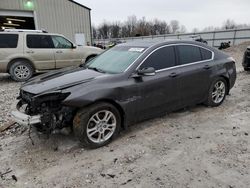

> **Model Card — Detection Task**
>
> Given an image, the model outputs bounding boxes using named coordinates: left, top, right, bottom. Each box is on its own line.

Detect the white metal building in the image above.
left=0, top=0, right=92, bottom=45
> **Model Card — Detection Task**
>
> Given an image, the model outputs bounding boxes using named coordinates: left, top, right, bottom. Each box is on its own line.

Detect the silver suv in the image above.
left=0, top=29, right=103, bottom=81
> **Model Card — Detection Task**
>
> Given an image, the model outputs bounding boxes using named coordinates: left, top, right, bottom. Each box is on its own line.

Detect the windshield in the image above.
left=86, top=46, right=145, bottom=73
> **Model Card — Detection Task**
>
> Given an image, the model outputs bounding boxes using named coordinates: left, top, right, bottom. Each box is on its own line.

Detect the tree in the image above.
left=98, top=21, right=110, bottom=39
left=150, top=19, right=170, bottom=35
left=179, top=25, right=187, bottom=33
left=170, top=20, right=180, bottom=34
left=92, top=26, right=97, bottom=39
left=192, top=28, right=199, bottom=33
left=93, top=16, right=188, bottom=39
left=110, top=22, right=121, bottom=38
left=136, top=17, right=151, bottom=36
left=223, top=19, right=236, bottom=30
left=126, top=15, right=137, bottom=36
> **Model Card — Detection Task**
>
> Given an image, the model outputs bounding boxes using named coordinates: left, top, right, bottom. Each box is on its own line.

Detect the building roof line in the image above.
left=68, top=0, right=91, bottom=10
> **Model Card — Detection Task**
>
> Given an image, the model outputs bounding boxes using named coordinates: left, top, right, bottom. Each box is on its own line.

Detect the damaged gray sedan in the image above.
left=12, top=40, right=236, bottom=148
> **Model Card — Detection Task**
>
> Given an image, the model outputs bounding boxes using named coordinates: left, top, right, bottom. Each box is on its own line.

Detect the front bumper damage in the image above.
left=11, top=111, right=41, bottom=126
left=11, top=90, right=75, bottom=133
left=11, top=100, right=41, bottom=126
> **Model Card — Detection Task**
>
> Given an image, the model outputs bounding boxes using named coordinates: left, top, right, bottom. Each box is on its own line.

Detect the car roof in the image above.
left=0, top=30, right=60, bottom=36
left=118, top=39, right=210, bottom=49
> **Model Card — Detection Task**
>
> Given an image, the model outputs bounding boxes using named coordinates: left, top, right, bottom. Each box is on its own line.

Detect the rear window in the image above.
left=177, top=45, right=202, bottom=65
left=200, top=48, right=212, bottom=60
left=27, top=35, right=54, bottom=48
left=0, top=34, right=18, bottom=48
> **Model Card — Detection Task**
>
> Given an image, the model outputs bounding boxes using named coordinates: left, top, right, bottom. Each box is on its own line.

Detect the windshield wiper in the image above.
left=87, top=67, right=106, bottom=73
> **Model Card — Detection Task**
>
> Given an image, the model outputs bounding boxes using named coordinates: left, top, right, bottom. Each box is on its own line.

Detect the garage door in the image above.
left=0, top=10, right=35, bottom=30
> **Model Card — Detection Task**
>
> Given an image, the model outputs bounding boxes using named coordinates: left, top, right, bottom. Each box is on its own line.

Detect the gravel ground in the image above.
left=0, top=49, right=250, bottom=187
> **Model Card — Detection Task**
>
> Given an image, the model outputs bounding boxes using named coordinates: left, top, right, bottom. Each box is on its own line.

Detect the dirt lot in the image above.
left=0, top=49, right=250, bottom=187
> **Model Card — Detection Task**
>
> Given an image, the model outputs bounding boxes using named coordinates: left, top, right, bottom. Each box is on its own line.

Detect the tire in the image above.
left=9, top=60, right=34, bottom=82
left=205, top=77, right=228, bottom=107
left=244, top=67, right=250, bottom=71
left=86, top=55, right=96, bottom=63
left=73, top=102, right=121, bottom=148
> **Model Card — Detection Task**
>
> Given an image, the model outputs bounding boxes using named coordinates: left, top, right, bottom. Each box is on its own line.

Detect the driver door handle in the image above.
left=203, top=65, right=211, bottom=70
left=169, top=72, right=178, bottom=78
left=56, top=50, right=63, bottom=54
left=26, top=50, right=34, bottom=54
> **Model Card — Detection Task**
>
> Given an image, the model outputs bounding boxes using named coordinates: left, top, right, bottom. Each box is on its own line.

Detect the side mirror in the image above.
left=137, top=67, right=156, bottom=76
left=72, top=44, right=77, bottom=49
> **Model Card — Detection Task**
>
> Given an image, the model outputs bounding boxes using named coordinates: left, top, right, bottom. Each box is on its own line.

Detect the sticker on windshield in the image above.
left=128, top=48, right=145, bottom=52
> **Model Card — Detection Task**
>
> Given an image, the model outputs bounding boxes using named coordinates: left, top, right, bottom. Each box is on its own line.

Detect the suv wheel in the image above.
left=9, top=61, right=34, bottom=82
left=205, top=77, right=227, bottom=107
left=73, top=103, right=121, bottom=148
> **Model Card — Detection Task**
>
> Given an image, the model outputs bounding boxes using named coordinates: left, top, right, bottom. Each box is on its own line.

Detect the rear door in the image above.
left=0, top=34, right=19, bottom=70
left=51, top=35, right=81, bottom=69
left=176, top=44, right=214, bottom=106
left=25, top=34, right=56, bottom=70
left=133, top=46, right=181, bottom=120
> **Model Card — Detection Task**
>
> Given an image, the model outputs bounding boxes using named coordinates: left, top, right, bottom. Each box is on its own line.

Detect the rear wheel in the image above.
left=73, top=103, right=121, bottom=148
left=205, top=78, right=227, bottom=107
left=9, top=61, right=34, bottom=82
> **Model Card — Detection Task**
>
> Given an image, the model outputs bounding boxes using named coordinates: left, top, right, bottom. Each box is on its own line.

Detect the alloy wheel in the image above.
left=87, top=110, right=117, bottom=143
left=14, top=65, right=31, bottom=80
left=211, top=81, right=226, bottom=104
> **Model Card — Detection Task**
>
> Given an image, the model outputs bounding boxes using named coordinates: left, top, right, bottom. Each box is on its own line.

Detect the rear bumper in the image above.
left=11, top=110, right=41, bottom=126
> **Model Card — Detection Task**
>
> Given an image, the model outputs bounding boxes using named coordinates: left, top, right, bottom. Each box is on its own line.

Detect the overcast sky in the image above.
left=75, top=0, right=250, bottom=31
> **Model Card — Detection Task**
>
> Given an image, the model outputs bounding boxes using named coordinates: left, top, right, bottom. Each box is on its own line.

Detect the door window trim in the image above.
left=51, top=35, right=73, bottom=49
left=135, top=43, right=214, bottom=73
left=26, top=34, right=54, bottom=49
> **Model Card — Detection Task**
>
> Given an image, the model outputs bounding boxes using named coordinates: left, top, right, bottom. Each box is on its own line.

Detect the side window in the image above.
left=27, top=35, right=54, bottom=48
left=51, top=36, right=73, bottom=49
left=0, top=34, right=18, bottom=48
left=177, top=45, right=202, bottom=65
left=140, top=46, right=176, bottom=70
left=200, top=48, right=212, bottom=60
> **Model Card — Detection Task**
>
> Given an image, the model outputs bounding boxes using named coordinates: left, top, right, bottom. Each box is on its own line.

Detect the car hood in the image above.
left=21, top=67, right=105, bottom=95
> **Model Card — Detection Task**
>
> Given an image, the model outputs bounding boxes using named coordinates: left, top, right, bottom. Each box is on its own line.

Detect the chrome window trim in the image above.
left=134, top=43, right=215, bottom=73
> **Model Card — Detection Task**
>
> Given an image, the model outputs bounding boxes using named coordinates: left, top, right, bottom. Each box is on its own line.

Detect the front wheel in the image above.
left=73, top=103, right=121, bottom=148
left=9, top=61, right=34, bottom=82
left=205, top=78, right=228, bottom=107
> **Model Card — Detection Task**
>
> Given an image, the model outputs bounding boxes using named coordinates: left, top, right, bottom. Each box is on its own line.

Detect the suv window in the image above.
left=177, top=45, right=202, bottom=65
left=51, top=36, right=72, bottom=49
left=200, top=48, right=212, bottom=60
left=27, top=35, right=54, bottom=48
left=140, top=46, right=176, bottom=70
left=0, top=34, right=18, bottom=48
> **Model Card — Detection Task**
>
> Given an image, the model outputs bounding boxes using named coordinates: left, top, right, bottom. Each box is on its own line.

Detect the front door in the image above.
left=51, top=35, right=81, bottom=69
left=132, top=46, right=181, bottom=121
